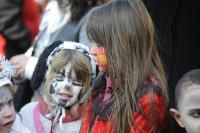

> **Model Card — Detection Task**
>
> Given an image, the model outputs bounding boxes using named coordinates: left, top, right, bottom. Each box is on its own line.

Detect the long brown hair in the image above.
left=86, top=0, right=168, bottom=132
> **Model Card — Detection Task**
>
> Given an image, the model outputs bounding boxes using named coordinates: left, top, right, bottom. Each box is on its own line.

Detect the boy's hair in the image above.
left=175, top=69, right=200, bottom=108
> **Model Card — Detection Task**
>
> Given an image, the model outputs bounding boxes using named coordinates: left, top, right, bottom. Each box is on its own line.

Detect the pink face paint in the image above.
left=90, top=44, right=108, bottom=72
left=96, top=47, right=108, bottom=67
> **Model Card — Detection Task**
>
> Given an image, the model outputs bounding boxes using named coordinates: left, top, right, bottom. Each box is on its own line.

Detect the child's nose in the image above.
left=64, top=84, right=70, bottom=90
left=90, top=47, right=97, bottom=56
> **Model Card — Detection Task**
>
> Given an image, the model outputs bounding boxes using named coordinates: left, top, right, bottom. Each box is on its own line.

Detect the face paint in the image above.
left=178, top=85, right=200, bottom=133
left=50, top=63, right=83, bottom=108
left=90, top=44, right=108, bottom=72
left=0, top=86, right=16, bottom=133
left=96, top=47, right=107, bottom=66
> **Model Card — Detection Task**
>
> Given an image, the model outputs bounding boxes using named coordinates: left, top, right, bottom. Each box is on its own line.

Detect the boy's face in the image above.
left=170, top=85, right=200, bottom=133
left=0, top=86, right=16, bottom=133
left=50, top=63, right=84, bottom=107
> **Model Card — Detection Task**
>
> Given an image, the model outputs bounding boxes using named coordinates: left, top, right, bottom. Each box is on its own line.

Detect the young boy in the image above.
left=170, top=69, right=200, bottom=133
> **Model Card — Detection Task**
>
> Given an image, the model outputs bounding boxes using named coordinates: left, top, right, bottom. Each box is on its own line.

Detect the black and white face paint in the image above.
left=50, top=63, right=83, bottom=108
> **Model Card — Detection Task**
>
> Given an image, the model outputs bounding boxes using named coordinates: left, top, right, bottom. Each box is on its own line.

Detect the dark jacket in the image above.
left=143, top=0, right=200, bottom=132
left=0, top=0, right=31, bottom=58
left=143, top=0, right=200, bottom=92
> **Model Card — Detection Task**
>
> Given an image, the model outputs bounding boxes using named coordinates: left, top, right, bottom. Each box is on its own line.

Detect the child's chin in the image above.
left=98, top=66, right=108, bottom=72
left=57, top=99, right=68, bottom=107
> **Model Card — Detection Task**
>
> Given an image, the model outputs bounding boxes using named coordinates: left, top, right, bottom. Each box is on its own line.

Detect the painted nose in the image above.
left=64, top=84, right=71, bottom=90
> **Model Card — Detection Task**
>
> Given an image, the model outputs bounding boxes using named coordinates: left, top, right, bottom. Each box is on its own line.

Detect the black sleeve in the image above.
left=0, top=0, right=31, bottom=58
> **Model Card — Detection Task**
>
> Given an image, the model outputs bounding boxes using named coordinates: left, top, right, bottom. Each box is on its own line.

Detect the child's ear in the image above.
left=170, top=108, right=185, bottom=128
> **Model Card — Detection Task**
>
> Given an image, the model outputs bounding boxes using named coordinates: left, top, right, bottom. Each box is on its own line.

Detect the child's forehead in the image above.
left=182, top=84, right=200, bottom=94
left=179, top=84, right=200, bottom=104
left=177, top=85, right=200, bottom=110
left=0, top=87, right=13, bottom=104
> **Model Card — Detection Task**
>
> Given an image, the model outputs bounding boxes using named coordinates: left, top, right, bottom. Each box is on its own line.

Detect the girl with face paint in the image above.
left=19, top=41, right=93, bottom=133
left=0, top=57, right=30, bottom=133
left=80, top=0, right=169, bottom=133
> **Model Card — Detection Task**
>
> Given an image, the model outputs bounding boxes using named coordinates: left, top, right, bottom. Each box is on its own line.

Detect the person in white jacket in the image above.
left=0, top=57, right=30, bottom=133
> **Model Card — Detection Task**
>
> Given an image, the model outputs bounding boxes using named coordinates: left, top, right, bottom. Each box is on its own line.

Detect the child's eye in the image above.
left=189, top=111, right=200, bottom=118
left=8, top=100, right=13, bottom=107
left=72, top=81, right=83, bottom=86
left=56, top=75, right=64, bottom=81
left=192, top=113, right=200, bottom=118
left=56, top=78, right=64, bottom=81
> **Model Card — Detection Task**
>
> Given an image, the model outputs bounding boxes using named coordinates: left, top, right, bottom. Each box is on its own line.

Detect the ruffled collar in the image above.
left=38, top=96, right=82, bottom=123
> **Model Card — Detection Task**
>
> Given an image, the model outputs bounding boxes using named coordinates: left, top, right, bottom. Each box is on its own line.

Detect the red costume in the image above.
left=80, top=74, right=167, bottom=133
left=0, top=0, right=39, bottom=55
left=22, top=0, right=40, bottom=40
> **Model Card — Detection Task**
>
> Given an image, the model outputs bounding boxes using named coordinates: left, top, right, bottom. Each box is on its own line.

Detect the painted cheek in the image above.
left=50, top=81, right=60, bottom=94
left=50, top=81, right=56, bottom=94
left=73, top=86, right=81, bottom=94
left=77, top=88, right=83, bottom=100
left=64, top=86, right=82, bottom=107
left=96, top=47, right=108, bottom=67
left=50, top=84, right=55, bottom=94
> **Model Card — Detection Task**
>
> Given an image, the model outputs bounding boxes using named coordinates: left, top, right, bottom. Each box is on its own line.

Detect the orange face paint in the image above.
left=96, top=47, right=108, bottom=67
left=90, top=45, right=108, bottom=72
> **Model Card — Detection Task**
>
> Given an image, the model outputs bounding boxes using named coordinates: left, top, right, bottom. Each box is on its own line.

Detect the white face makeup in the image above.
left=50, top=63, right=83, bottom=108
left=178, top=85, right=200, bottom=133
left=0, top=86, right=16, bottom=133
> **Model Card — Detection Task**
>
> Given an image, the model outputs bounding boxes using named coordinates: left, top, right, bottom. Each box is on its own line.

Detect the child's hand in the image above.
left=10, top=54, right=29, bottom=80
